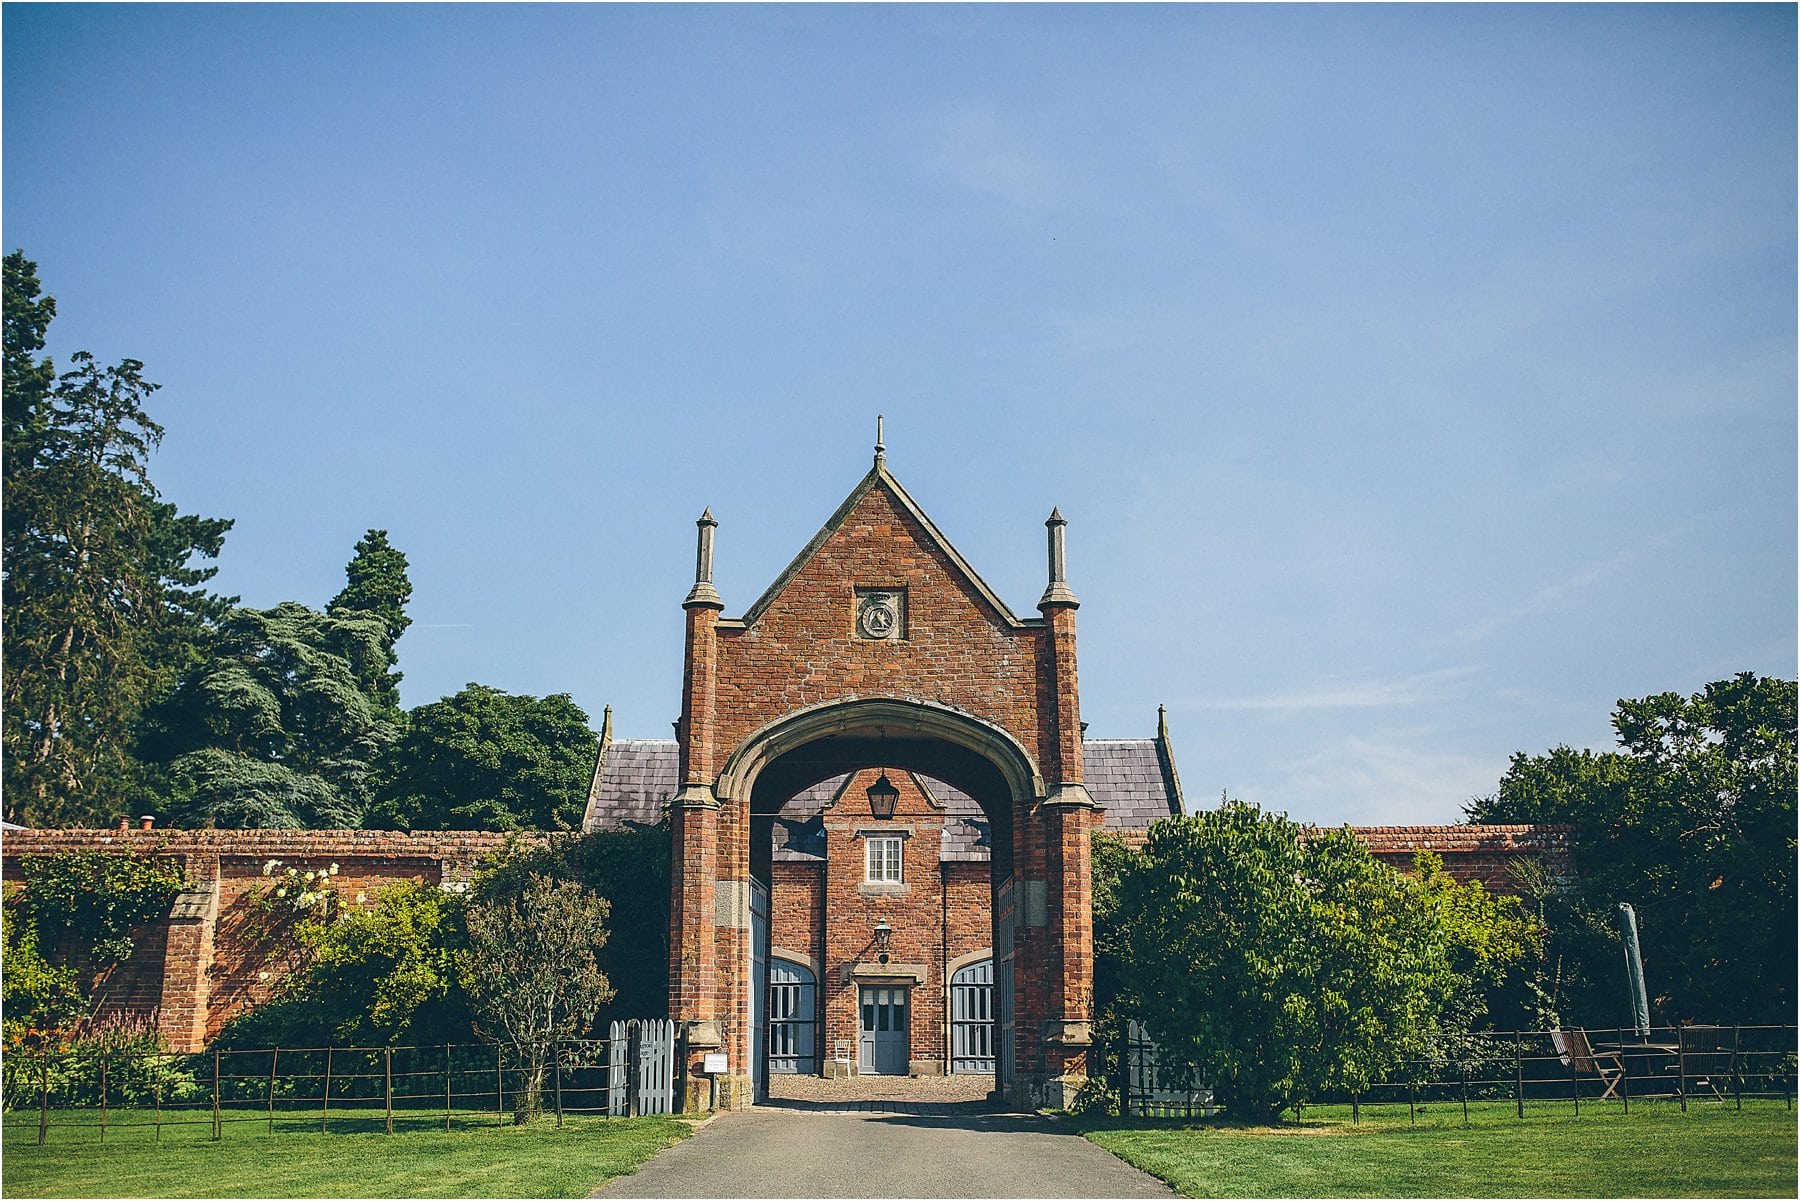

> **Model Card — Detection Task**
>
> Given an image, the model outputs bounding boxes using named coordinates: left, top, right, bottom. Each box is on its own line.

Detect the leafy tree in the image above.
left=328, top=529, right=412, bottom=714
left=217, top=880, right=473, bottom=1049
left=1409, top=851, right=1542, bottom=1038
left=477, top=824, right=670, bottom=1023
left=2, top=252, right=232, bottom=826
left=370, top=685, right=598, bottom=831
left=144, top=601, right=399, bottom=828
left=1465, top=673, right=1797, bottom=1025
left=462, top=873, right=613, bottom=1124
left=1113, top=802, right=1458, bottom=1122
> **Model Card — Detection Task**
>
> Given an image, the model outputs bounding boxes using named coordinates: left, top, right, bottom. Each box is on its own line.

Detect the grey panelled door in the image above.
left=858, top=986, right=909, bottom=1075
left=767, top=959, right=817, bottom=1074
left=751, top=879, right=769, bottom=1096
left=995, top=878, right=1017, bottom=1096
left=950, top=958, right=995, bottom=1073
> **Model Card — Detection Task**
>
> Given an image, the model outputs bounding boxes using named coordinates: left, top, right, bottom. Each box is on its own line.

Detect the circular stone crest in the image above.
left=858, top=592, right=900, bottom=639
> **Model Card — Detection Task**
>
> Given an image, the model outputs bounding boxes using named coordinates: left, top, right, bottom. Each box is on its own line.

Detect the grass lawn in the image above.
left=1079, top=1099, right=1799, bottom=1198
left=1, top=1107, right=694, bottom=1198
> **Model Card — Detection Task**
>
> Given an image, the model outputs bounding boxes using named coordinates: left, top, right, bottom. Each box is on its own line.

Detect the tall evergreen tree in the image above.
left=2, top=253, right=232, bottom=826
left=145, top=601, right=399, bottom=829
left=328, top=529, right=412, bottom=713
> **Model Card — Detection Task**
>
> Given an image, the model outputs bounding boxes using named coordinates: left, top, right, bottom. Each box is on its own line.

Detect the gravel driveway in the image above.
left=593, top=1105, right=1174, bottom=1199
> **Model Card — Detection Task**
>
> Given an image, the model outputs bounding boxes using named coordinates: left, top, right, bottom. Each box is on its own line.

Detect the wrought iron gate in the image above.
left=1125, top=1019, right=1213, bottom=1118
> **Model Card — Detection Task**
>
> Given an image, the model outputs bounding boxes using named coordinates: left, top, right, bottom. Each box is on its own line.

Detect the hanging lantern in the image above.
left=866, top=772, right=900, bottom=820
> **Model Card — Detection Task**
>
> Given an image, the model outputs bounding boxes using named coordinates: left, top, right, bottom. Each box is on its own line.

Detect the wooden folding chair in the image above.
left=1678, top=1026, right=1734, bottom=1101
left=1553, top=1028, right=1626, bottom=1100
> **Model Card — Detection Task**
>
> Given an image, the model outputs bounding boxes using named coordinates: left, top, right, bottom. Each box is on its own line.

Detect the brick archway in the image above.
left=666, top=440, right=1099, bottom=1110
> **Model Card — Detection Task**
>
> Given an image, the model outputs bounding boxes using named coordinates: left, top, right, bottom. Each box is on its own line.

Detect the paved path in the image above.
left=594, top=1104, right=1173, bottom=1199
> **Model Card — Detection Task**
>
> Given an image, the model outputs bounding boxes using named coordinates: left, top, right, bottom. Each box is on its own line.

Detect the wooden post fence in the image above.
left=385, top=1047, right=394, bottom=1134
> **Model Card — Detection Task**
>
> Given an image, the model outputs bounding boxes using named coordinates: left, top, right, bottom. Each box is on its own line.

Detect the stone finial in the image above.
left=684, top=508, right=724, bottom=608
left=1158, top=704, right=1168, bottom=739
left=874, top=414, right=886, bottom=466
left=1039, top=507, right=1079, bottom=608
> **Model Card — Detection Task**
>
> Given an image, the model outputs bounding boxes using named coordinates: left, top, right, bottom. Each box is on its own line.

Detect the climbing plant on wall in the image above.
left=17, top=848, right=190, bottom=968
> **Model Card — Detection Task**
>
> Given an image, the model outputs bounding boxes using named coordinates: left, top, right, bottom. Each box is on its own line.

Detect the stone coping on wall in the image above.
left=0, top=828, right=535, bottom=876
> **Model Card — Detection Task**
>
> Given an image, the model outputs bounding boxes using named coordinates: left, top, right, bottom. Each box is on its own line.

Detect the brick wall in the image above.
left=1, top=828, right=521, bottom=1051
left=3, top=818, right=1575, bottom=1062
left=1352, top=824, right=1576, bottom=893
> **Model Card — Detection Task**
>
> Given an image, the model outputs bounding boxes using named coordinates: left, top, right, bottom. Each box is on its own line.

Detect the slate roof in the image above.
left=1083, top=740, right=1184, bottom=829
left=582, top=733, right=1184, bottom=864
left=580, top=739, right=679, bottom=830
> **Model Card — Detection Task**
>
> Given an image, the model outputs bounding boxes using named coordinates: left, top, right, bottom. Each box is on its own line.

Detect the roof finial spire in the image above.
left=1039, top=507, right=1079, bottom=608
left=874, top=414, right=886, bottom=466
left=684, top=507, right=723, bottom=609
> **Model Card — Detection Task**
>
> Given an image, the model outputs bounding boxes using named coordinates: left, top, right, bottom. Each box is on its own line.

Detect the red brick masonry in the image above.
left=1, top=821, right=1570, bottom=1055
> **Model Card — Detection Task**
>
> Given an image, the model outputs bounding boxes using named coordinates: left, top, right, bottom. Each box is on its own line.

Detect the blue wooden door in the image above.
left=858, top=986, right=909, bottom=1075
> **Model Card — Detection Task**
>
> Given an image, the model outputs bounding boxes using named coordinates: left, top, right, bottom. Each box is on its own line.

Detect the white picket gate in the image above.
left=606, top=1018, right=677, bottom=1116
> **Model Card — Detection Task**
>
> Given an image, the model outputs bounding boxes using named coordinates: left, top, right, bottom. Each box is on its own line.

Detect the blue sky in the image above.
left=5, top=3, right=1793, bottom=826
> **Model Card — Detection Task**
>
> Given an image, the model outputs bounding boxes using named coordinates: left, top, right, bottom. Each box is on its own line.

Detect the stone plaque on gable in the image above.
left=854, top=588, right=906, bottom=641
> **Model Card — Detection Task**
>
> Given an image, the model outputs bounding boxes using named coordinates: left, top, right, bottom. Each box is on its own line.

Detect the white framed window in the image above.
left=865, top=835, right=904, bottom=883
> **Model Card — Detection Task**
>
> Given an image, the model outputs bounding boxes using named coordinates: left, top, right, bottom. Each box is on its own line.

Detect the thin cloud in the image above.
left=1190, top=666, right=1478, bottom=713
left=925, top=109, right=1068, bottom=210
left=1454, top=551, right=1632, bottom=645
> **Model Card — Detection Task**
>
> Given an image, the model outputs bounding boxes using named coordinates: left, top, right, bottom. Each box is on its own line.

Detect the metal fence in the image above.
left=6, top=1019, right=679, bottom=1145
left=1123, top=1024, right=1797, bottom=1123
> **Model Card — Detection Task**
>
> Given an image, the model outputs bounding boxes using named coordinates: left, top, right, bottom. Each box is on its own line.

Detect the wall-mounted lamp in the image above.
left=873, top=917, right=893, bottom=955
left=866, top=772, right=900, bottom=820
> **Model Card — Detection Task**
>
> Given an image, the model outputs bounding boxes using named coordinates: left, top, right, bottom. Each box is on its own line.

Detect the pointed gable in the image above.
left=726, top=462, right=1035, bottom=632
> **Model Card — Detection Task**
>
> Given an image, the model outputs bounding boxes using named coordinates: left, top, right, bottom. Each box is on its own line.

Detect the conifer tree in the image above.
left=328, top=528, right=412, bottom=713
left=1, top=252, right=232, bottom=826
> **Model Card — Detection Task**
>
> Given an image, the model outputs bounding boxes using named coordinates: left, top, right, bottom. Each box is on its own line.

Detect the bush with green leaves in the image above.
left=15, top=848, right=189, bottom=969
left=1112, top=802, right=1462, bottom=1122
left=1, top=895, right=86, bottom=1056
left=217, top=878, right=473, bottom=1050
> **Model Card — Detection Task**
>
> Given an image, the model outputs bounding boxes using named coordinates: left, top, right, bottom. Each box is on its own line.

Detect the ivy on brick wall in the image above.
left=18, top=848, right=190, bottom=968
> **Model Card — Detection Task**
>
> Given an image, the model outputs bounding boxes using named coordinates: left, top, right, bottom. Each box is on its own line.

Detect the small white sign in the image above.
left=702, top=1052, right=728, bottom=1074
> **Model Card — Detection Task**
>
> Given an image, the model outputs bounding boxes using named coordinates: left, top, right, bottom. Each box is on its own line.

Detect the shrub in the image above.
left=1113, top=802, right=1458, bottom=1122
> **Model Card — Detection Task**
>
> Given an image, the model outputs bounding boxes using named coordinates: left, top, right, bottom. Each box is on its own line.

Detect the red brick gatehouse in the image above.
left=579, top=431, right=1573, bottom=1110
